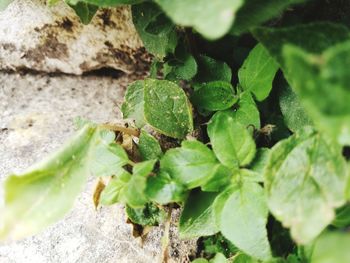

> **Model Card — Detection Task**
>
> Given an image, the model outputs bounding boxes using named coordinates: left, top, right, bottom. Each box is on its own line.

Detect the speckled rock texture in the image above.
left=0, top=72, right=197, bottom=263
left=0, top=0, right=151, bottom=74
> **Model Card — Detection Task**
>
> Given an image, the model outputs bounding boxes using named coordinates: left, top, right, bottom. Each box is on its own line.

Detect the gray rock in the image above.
left=0, top=0, right=151, bottom=75
left=0, top=72, right=197, bottom=263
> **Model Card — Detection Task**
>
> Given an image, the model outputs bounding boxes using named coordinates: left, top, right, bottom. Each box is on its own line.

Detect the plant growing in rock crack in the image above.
left=2, top=0, right=350, bottom=262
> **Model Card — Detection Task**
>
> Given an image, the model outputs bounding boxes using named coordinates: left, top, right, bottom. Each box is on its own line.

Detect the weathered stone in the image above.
left=0, top=0, right=151, bottom=75
left=0, top=72, right=197, bottom=263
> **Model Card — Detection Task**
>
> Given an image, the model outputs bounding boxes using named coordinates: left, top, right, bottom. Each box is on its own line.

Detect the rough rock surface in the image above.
left=0, top=0, right=150, bottom=75
left=0, top=72, right=197, bottom=263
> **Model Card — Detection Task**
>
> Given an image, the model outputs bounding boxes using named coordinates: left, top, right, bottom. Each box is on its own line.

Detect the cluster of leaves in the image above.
left=2, top=0, right=350, bottom=262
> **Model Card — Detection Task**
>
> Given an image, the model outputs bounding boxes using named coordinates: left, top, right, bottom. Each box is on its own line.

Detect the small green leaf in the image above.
left=242, top=147, right=271, bottom=183
left=125, top=160, right=156, bottom=208
left=179, top=190, right=219, bottom=239
left=121, top=80, right=145, bottom=128
left=160, top=140, right=221, bottom=189
left=238, top=44, right=279, bottom=101
left=311, top=232, right=350, bottom=263
left=215, top=181, right=271, bottom=260
left=232, top=254, right=258, bottom=263
left=138, top=130, right=163, bottom=161
left=195, top=55, right=232, bottom=83
left=89, top=130, right=129, bottom=177
left=265, top=128, right=348, bottom=244
left=132, top=2, right=178, bottom=58
left=201, top=165, right=233, bottom=192
left=126, top=203, right=166, bottom=226
left=154, top=0, right=244, bottom=39
left=231, top=92, right=260, bottom=130
left=279, top=85, right=312, bottom=132
left=0, top=124, right=125, bottom=240
left=210, top=253, right=228, bottom=263
left=192, top=259, right=209, bottom=263
left=67, top=1, right=98, bottom=24
left=164, top=45, right=198, bottom=81
left=191, top=81, right=237, bottom=111
left=207, top=111, right=256, bottom=168
left=144, top=79, right=193, bottom=139
left=100, top=170, right=131, bottom=205
left=145, top=171, right=187, bottom=204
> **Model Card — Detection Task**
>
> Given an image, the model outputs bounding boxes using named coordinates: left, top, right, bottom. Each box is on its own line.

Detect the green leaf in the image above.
left=0, top=125, right=126, bottom=240
left=143, top=79, right=193, bottom=139
left=195, top=55, right=232, bottom=83
left=215, top=181, right=271, bottom=260
left=311, top=232, right=350, bottom=263
left=125, top=203, right=166, bottom=226
left=125, top=160, right=156, bottom=208
left=164, top=46, right=198, bottom=81
left=283, top=42, right=350, bottom=145
left=201, top=233, right=238, bottom=258
left=332, top=204, right=350, bottom=228
left=265, top=128, right=348, bottom=244
left=138, top=130, right=163, bottom=161
left=231, top=92, right=260, bottom=130
left=192, top=259, right=209, bottom=263
left=0, top=0, right=12, bottom=11
left=179, top=190, right=219, bottom=239
left=238, top=44, right=279, bottom=101
left=100, top=170, right=131, bottom=205
left=132, top=2, right=178, bottom=58
left=121, top=80, right=145, bottom=128
left=252, top=22, right=350, bottom=68
left=210, top=253, right=228, bottom=263
left=89, top=130, right=129, bottom=177
left=243, top=147, right=271, bottom=182
left=191, top=81, right=237, bottom=111
left=154, top=0, right=244, bottom=39
left=279, top=85, right=312, bottom=132
left=201, top=165, right=233, bottom=192
left=232, top=254, right=259, bottom=263
left=67, top=1, right=98, bottom=24
left=231, top=0, right=307, bottom=35
left=160, top=140, right=221, bottom=189
left=207, top=111, right=256, bottom=168
left=145, top=171, right=187, bottom=204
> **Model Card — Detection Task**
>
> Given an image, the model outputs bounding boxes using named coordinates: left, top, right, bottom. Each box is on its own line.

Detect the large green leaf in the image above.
left=215, top=181, right=271, bottom=260
left=191, top=81, right=237, bottom=111
left=160, top=140, right=221, bottom=189
left=0, top=0, right=13, bottom=11
left=231, top=0, right=307, bottom=35
left=311, top=232, right=350, bottom=263
left=252, top=22, right=350, bottom=68
left=207, top=111, right=256, bottom=168
left=238, top=44, right=279, bottom=101
left=132, top=2, right=178, bottom=58
left=143, top=79, right=193, bottom=139
left=179, top=190, right=219, bottom=238
left=0, top=125, right=128, bottom=240
left=283, top=42, right=350, bottom=145
left=154, top=0, right=244, bottom=39
left=279, top=85, right=312, bottom=133
left=265, top=128, right=348, bottom=244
